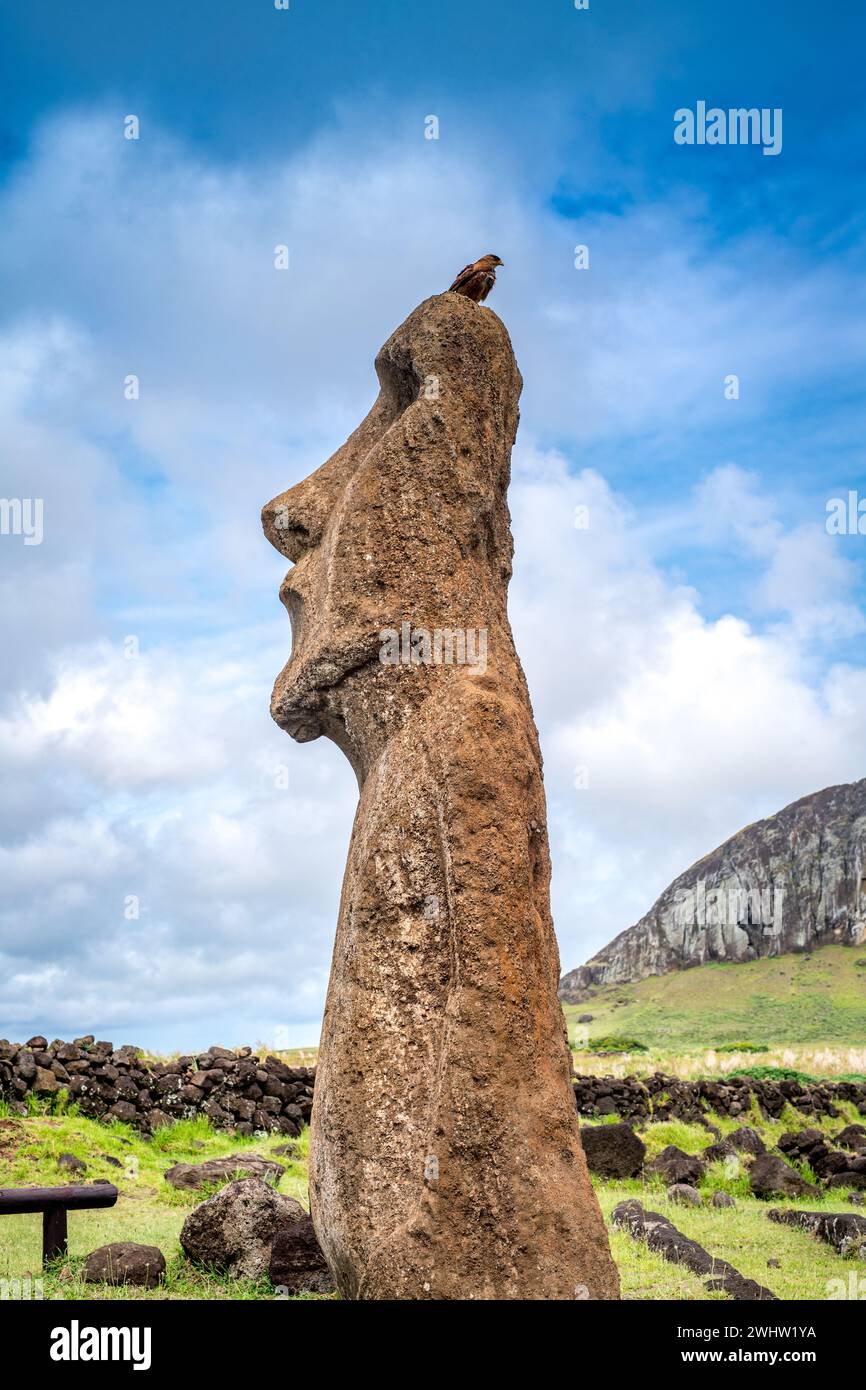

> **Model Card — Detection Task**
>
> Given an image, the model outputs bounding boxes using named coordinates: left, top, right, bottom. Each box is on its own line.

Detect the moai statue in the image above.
left=262, top=292, right=620, bottom=1300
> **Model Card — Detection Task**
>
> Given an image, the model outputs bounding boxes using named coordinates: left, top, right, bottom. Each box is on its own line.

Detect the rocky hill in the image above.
left=560, top=778, right=866, bottom=1001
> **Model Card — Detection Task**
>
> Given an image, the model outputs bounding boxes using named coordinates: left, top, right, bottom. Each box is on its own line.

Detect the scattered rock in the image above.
left=180, top=1178, right=307, bottom=1279
left=57, top=1152, right=86, bottom=1175
left=164, top=1153, right=286, bottom=1191
left=612, top=1200, right=776, bottom=1300
left=269, top=1214, right=335, bottom=1295
left=646, top=1145, right=705, bottom=1186
left=835, top=1124, right=866, bottom=1151
left=84, top=1242, right=166, bottom=1288
left=768, top=1208, right=866, bottom=1256
left=826, top=1172, right=866, bottom=1190
left=711, top=1191, right=736, bottom=1208
left=749, top=1153, right=819, bottom=1200
left=726, top=1126, right=766, bottom=1155
left=704, top=1140, right=736, bottom=1164
left=669, top=1183, right=702, bottom=1206
left=579, top=1123, right=646, bottom=1179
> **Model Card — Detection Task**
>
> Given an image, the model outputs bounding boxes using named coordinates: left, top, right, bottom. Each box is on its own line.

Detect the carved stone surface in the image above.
left=263, top=292, right=620, bottom=1300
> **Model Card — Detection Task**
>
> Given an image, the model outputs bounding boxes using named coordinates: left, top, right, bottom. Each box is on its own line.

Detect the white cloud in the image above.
left=509, top=445, right=866, bottom=969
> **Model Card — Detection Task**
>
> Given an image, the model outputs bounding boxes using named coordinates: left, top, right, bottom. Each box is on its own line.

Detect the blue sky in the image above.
left=0, top=0, right=864, bottom=1051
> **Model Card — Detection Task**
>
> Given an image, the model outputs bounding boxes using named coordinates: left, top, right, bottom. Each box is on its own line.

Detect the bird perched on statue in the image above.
left=447, top=254, right=504, bottom=303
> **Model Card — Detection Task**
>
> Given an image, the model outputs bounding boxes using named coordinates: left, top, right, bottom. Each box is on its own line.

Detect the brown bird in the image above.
left=447, top=253, right=504, bottom=303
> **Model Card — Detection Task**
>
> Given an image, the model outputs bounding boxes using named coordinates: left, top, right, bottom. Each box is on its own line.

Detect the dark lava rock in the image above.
left=164, top=1153, right=285, bottom=1191
left=579, top=1122, right=646, bottom=1179
left=768, top=1207, right=866, bottom=1255
left=835, top=1124, right=866, bottom=1152
left=703, top=1140, right=736, bottom=1164
left=749, top=1153, right=819, bottom=1199
left=726, top=1126, right=766, bottom=1155
left=646, top=1145, right=705, bottom=1186
left=57, top=1152, right=87, bottom=1175
left=84, top=1242, right=166, bottom=1288
left=269, top=1214, right=335, bottom=1295
left=181, top=1178, right=306, bottom=1279
left=612, top=1199, right=776, bottom=1301
left=668, top=1183, right=702, bottom=1206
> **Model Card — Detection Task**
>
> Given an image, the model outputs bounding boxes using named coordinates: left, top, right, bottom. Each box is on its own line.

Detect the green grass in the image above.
left=592, top=1104, right=866, bottom=1300
left=564, top=945, right=866, bottom=1060
left=598, top=1180, right=866, bottom=1301
left=0, top=1106, right=329, bottom=1301
left=3, top=1028, right=866, bottom=1302
left=2, top=1099, right=865, bottom=1300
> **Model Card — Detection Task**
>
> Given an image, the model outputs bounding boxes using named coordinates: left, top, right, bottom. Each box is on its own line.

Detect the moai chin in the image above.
left=262, top=291, right=620, bottom=1300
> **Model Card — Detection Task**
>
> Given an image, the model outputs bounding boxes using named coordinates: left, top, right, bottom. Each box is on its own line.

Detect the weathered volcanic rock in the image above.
left=768, top=1208, right=866, bottom=1256
left=269, top=1214, right=335, bottom=1295
left=612, top=1200, right=776, bottom=1301
left=57, top=1152, right=87, bottom=1175
left=180, top=1178, right=306, bottom=1280
left=84, top=1242, right=165, bottom=1288
left=560, top=778, right=866, bottom=996
left=835, top=1124, right=866, bottom=1151
left=727, top=1126, right=766, bottom=1155
left=164, top=1153, right=285, bottom=1191
left=646, top=1145, right=705, bottom=1186
left=262, top=291, right=620, bottom=1301
left=668, top=1183, right=702, bottom=1206
left=749, top=1153, right=819, bottom=1199
left=580, top=1123, right=646, bottom=1179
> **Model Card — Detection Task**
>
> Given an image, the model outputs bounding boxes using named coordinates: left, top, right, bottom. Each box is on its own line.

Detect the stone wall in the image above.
left=3, top=1036, right=864, bottom=1135
left=0, top=1036, right=313, bottom=1136
left=571, top=1071, right=866, bottom=1124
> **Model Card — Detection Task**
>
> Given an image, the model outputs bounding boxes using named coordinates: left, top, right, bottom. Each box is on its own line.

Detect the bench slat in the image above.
left=0, top=1184, right=119, bottom=1215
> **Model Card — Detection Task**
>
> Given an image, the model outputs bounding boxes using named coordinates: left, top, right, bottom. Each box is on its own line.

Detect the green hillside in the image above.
left=562, top=945, right=866, bottom=1053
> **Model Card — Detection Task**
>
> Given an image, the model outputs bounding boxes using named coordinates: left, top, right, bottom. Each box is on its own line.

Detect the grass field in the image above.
left=1, top=947, right=864, bottom=1301
left=0, top=1104, right=327, bottom=1300
left=562, top=945, right=866, bottom=1073
left=1, top=1095, right=864, bottom=1301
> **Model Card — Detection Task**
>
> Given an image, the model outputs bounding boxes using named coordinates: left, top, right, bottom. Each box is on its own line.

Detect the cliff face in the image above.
left=559, top=778, right=866, bottom=1001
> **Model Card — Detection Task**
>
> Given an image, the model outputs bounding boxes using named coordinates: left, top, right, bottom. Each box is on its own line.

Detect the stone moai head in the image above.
left=262, top=293, right=523, bottom=781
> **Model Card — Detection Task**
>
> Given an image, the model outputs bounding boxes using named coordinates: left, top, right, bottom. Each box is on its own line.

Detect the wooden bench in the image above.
left=0, top=1184, right=119, bottom=1265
